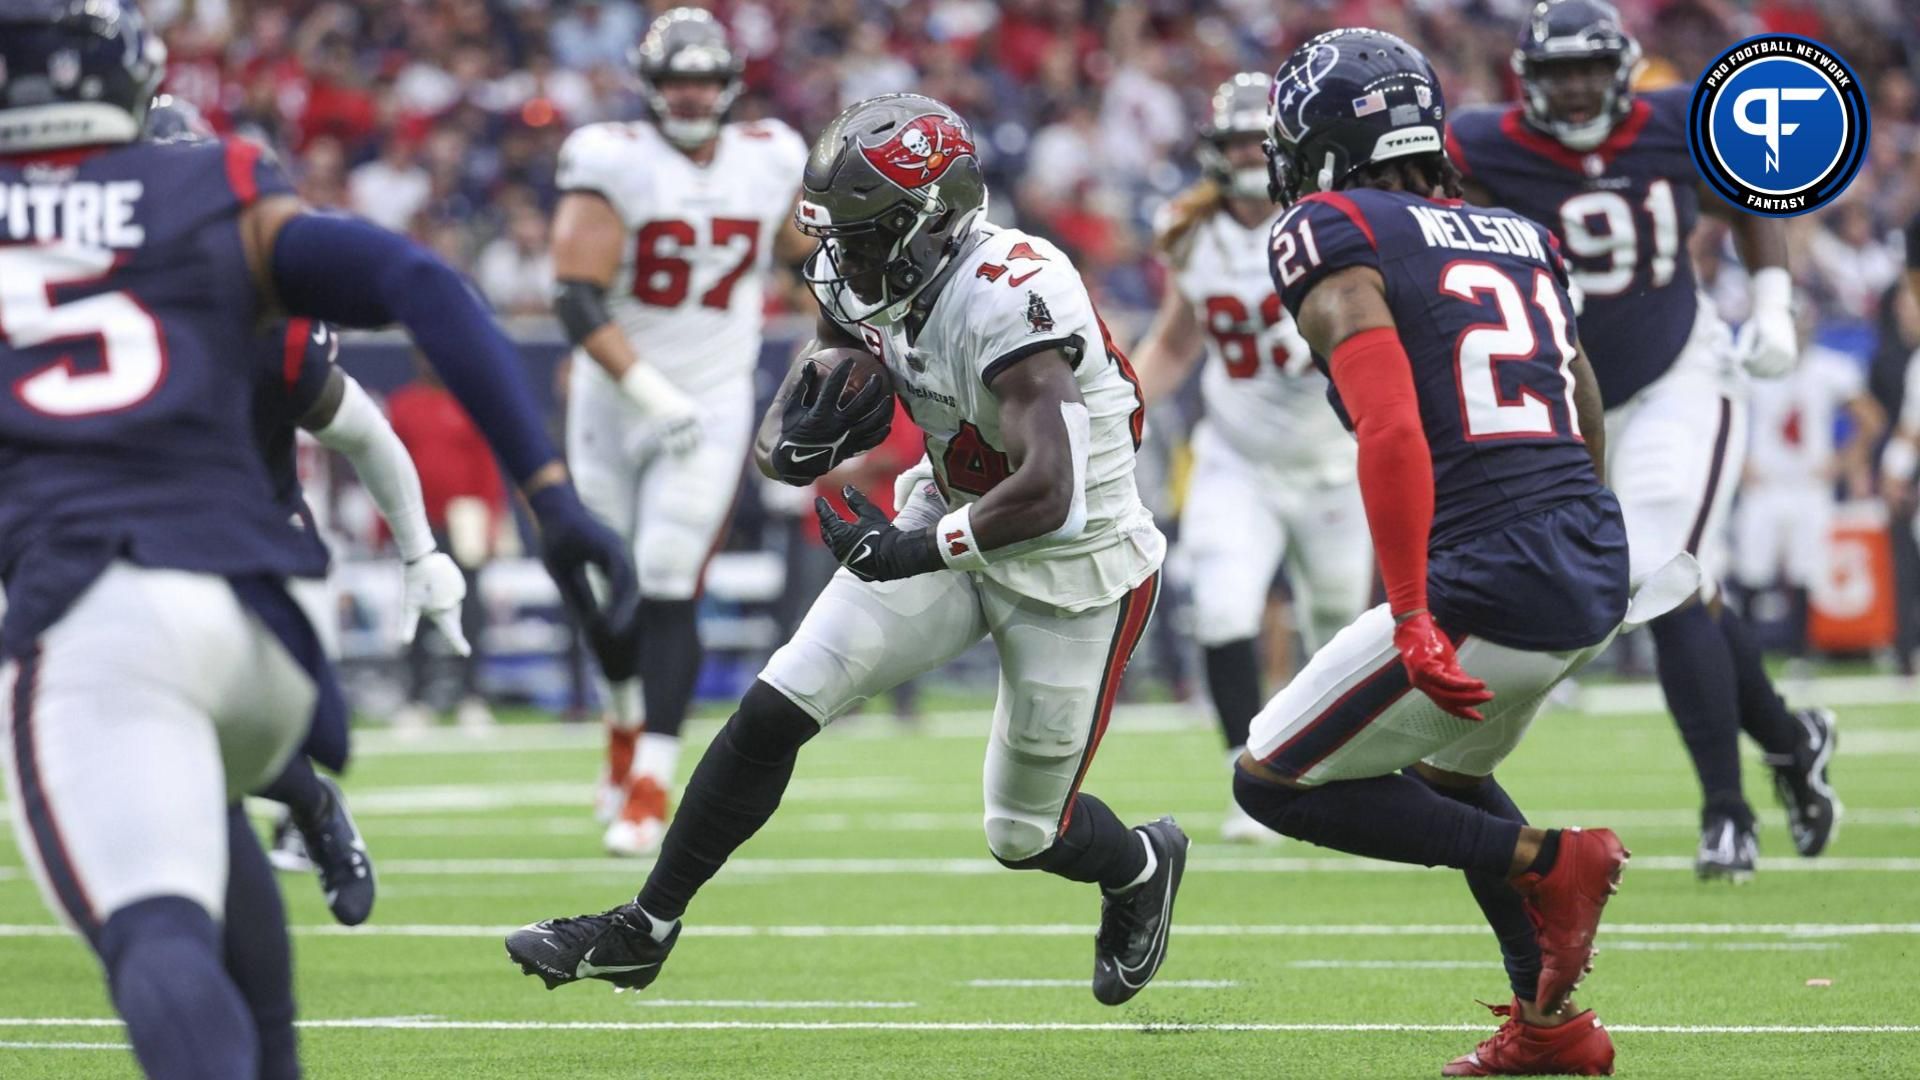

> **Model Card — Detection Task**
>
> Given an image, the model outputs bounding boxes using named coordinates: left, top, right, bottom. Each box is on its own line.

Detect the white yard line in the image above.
left=632, top=1000, right=918, bottom=1010
left=964, top=979, right=1239, bottom=988
left=324, top=854, right=1920, bottom=877
left=0, top=1017, right=1915, bottom=1035
left=0, top=921, right=1905, bottom=940
left=1283, top=960, right=1498, bottom=970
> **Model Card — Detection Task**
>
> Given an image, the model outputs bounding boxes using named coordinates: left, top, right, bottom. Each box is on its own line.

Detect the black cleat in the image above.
left=1695, top=811, right=1757, bottom=883
left=507, top=900, right=678, bottom=991
left=1767, top=708, right=1841, bottom=857
left=296, top=775, right=374, bottom=926
left=266, top=809, right=314, bottom=874
left=1092, top=816, right=1188, bottom=1006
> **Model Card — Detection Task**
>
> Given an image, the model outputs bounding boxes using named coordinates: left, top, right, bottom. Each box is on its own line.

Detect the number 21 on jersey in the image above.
left=1441, top=260, right=1580, bottom=441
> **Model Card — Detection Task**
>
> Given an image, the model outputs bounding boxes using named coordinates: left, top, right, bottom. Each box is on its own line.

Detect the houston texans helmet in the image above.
left=1512, top=0, right=1642, bottom=151
left=1263, top=28, right=1447, bottom=207
left=0, top=0, right=166, bottom=153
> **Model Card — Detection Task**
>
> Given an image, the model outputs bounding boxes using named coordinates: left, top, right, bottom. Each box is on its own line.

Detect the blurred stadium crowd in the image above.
left=145, top=0, right=1920, bottom=711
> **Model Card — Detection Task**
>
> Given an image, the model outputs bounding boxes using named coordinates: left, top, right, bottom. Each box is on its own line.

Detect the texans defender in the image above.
left=509, top=94, right=1188, bottom=1007
left=1448, top=0, right=1839, bottom=879
left=1130, top=72, right=1372, bottom=842
left=147, top=94, right=466, bottom=929
left=0, top=5, right=634, bottom=1078
left=1234, top=30, right=1699, bottom=1076
left=550, top=7, right=812, bottom=857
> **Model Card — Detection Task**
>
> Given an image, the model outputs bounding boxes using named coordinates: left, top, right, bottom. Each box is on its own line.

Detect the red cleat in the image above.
left=1511, top=827, right=1629, bottom=1010
left=1442, top=999, right=1615, bottom=1076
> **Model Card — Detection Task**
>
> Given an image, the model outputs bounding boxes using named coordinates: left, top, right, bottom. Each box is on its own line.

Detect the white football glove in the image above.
left=893, top=454, right=937, bottom=512
left=401, top=550, right=471, bottom=656
left=620, top=362, right=703, bottom=456
left=1735, top=267, right=1798, bottom=379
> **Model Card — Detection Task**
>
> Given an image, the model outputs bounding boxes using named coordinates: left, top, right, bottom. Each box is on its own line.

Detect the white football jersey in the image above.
left=1163, top=206, right=1355, bottom=477
left=833, top=225, right=1165, bottom=612
left=556, top=118, right=808, bottom=394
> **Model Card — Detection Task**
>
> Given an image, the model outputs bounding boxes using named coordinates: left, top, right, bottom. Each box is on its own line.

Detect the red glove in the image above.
left=1393, top=611, right=1493, bottom=721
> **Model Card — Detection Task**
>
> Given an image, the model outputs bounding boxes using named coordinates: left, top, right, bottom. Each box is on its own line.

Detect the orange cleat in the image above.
left=603, top=775, right=670, bottom=857
left=1511, top=827, right=1628, bottom=1010
left=1442, top=999, right=1615, bottom=1076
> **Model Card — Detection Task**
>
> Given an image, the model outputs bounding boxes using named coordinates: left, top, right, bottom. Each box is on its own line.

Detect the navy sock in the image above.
left=1405, top=769, right=1543, bottom=1002
left=1202, top=639, right=1263, bottom=750
left=223, top=806, right=299, bottom=1080
left=994, top=793, right=1149, bottom=893
left=1649, top=604, right=1751, bottom=826
left=638, top=598, right=703, bottom=739
left=255, top=755, right=328, bottom=824
left=1716, top=607, right=1801, bottom=758
left=1231, top=767, right=1520, bottom=876
left=98, top=896, right=257, bottom=1080
left=637, top=681, right=817, bottom=922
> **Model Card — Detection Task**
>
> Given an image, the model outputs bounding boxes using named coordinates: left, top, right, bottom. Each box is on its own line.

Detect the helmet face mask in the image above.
left=796, top=94, right=987, bottom=326
left=1513, top=0, right=1641, bottom=151
left=633, top=7, right=741, bottom=150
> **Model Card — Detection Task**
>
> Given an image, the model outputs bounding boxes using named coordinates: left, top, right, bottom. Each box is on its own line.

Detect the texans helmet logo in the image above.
left=860, top=114, right=976, bottom=190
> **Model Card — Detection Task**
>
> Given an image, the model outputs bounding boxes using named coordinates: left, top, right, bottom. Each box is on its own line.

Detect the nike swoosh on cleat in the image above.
left=790, top=447, right=830, bottom=463
left=577, top=959, right=659, bottom=978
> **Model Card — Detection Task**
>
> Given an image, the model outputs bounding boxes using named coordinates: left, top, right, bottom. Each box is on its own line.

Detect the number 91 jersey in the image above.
left=1271, top=188, right=1604, bottom=550
left=556, top=118, right=808, bottom=393
left=1157, top=207, right=1354, bottom=476
left=842, top=226, right=1165, bottom=613
left=1446, top=87, right=1703, bottom=407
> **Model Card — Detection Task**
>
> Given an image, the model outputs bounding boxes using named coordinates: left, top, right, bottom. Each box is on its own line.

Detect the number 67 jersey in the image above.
left=555, top=117, right=808, bottom=394
left=1271, top=188, right=1603, bottom=556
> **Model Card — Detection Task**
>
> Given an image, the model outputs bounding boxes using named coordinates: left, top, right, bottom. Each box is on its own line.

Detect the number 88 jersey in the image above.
left=1271, top=188, right=1605, bottom=551
left=556, top=118, right=809, bottom=394
left=1446, top=87, right=1704, bottom=408
left=1157, top=206, right=1354, bottom=476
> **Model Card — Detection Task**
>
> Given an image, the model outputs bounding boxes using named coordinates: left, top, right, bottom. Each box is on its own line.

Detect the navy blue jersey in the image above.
left=0, top=137, right=330, bottom=651
left=1448, top=87, right=1704, bottom=407
left=1272, top=187, right=1626, bottom=649
left=252, top=317, right=339, bottom=563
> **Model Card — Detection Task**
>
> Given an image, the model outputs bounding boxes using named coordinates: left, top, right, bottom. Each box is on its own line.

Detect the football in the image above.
left=803, top=346, right=893, bottom=408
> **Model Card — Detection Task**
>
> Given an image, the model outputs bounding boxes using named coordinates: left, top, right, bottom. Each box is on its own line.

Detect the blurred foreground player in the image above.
left=1130, top=72, right=1371, bottom=842
left=0, top=4, right=636, bottom=1078
left=150, top=95, right=466, bottom=928
left=1448, top=0, right=1839, bottom=879
left=1232, top=30, right=1697, bottom=1075
left=550, top=7, right=811, bottom=856
left=509, top=93, right=1186, bottom=1006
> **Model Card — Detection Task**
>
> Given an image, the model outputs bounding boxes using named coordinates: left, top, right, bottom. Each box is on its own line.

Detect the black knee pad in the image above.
left=727, top=680, right=821, bottom=762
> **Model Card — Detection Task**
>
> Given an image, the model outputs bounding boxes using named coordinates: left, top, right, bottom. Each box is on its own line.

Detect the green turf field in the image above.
left=2, top=689, right=1916, bottom=1078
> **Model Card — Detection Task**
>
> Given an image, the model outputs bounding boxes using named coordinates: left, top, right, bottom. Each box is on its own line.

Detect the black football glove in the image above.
left=529, top=484, right=642, bottom=681
left=770, top=360, right=893, bottom=485
left=815, top=486, right=944, bottom=583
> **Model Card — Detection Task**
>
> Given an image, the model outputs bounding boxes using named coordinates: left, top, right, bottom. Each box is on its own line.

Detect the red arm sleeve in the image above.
left=1327, top=327, right=1433, bottom=617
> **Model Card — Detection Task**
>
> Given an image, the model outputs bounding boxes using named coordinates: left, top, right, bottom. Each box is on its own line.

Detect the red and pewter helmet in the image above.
left=1199, top=73, right=1276, bottom=201
left=632, top=7, right=742, bottom=150
left=795, top=93, right=990, bottom=326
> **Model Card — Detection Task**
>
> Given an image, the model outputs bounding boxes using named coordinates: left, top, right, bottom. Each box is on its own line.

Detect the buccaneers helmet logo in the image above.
left=860, top=114, right=976, bottom=190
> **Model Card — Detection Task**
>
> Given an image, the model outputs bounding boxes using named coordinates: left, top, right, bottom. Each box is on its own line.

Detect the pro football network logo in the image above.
left=1687, top=34, right=1868, bottom=217
left=860, top=114, right=976, bottom=191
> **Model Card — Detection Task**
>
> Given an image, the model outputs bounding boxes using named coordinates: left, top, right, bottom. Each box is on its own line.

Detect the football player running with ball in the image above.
left=1130, top=72, right=1372, bottom=843
left=1447, top=0, right=1839, bottom=880
left=549, top=7, right=813, bottom=858
left=1231, top=30, right=1699, bottom=1076
left=509, top=94, right=1187, bottom=1007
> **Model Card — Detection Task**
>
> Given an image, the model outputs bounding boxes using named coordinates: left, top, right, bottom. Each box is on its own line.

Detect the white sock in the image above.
left=1117, top=832, right=1158, bottom=892
left=634, top=900, right=677, bottom=942
left=607, top=679, right=644, bottom=732
left=634, top=732, right=682, bottom=786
